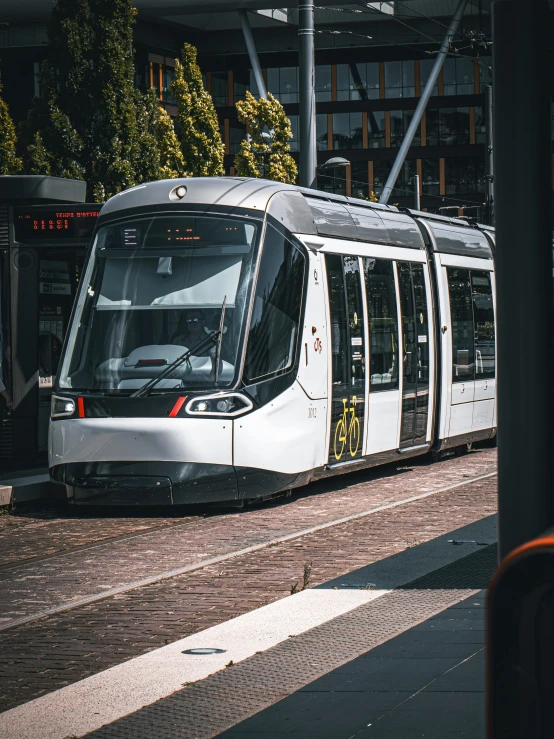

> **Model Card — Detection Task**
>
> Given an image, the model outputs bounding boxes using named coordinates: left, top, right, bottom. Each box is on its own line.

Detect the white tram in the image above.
left=49, top=178, right=496, bottom=505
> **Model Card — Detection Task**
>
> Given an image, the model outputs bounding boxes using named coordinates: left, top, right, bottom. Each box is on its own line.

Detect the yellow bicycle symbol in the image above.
left=333, top=396, right=361, bottom=461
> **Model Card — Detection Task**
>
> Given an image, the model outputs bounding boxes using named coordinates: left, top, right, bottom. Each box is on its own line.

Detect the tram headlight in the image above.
left=185, top=393, right=253, bottom=417
left=51, top=395, right=76, bottom=419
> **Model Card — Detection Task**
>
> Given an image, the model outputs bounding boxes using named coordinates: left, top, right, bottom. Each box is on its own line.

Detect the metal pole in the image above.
left=238, top=9, right=267, bottom=99
left=379, top=0, right=468, bottom=204
left=299, top=1, right=316, bottom=187
left=493, top=0, right=554, bottom=559
left=413, top=174, right=421, bottom=210
left=485, top=84, right=494, bottom=225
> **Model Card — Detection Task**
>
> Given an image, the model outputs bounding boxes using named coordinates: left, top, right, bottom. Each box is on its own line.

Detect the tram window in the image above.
left=244, top=226, right=306, bottom=383
left=471, top=271, right=495, bottom=379
left=58, top=214, right=259, bottom=392
left=447, top=268, right=475, bottom=381
left=363, top=258, right=399, bottom=391
left=326, top=254, right=349, bottom=390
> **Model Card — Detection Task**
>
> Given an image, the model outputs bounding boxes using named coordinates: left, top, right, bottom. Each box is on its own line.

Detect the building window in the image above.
left=316, top=113, right=328, bottom=150
left=161, top=66, right=176, bottom=105
left=479, top=56, right=492, bottom=91
left=267, top=66, right=299, bottom=104
left=368, top=111, right=386, bottom=148
left=351, top=162, right=369, bottom=199
left=333, top=112, right=363, bottom=150
left=315, top=65, right=332, bottom=102
left=336, top=62, right=379, bottom=101
left=445, top=156, right=485, bottom=194
left=390, top=110, right=421, bottom=147
left=233, top=70, right=259, bottom=103
left=426, top=108, right=470, bottom=146
left=396, top=159, right=417, bottom=197
left=229, top=123, right=246, bottom=154
left=384, top=60, right=415, bottom=98
left=420, top=59, right=439, bottom=97
left=475, top=106, right=486, bottom=144
left=443, top=57, right=475, bottom=96
left=288, top=114, right=299, bottom=152
left=373, top=160, right=390, bottom=197
left=211, top=72, right=228, bottom=107
left=422, top=159, right=440, bottom=196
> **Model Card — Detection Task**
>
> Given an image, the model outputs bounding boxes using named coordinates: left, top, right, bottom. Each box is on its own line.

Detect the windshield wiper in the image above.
left=131, top=330, right=220, bottom=399
left=213, top=295, right=227, bottom=386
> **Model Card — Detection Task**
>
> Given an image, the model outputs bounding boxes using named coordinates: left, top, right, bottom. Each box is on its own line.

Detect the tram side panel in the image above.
left=233, top=250, right=329, bottom=498
left=433, top=252, right=496, bottom=447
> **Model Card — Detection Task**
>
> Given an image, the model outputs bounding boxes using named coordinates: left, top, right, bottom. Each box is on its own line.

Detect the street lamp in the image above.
left=317, top=157, right=350, bottom=196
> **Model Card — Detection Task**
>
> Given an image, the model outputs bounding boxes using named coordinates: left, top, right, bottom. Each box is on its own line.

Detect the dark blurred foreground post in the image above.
left=493, top=0, right=554, bottom=561
left=488, top=1, right=554, bottom=736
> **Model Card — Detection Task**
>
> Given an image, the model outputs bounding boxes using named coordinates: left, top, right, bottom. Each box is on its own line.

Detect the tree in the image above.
left=172, top=43, right=224, bottom=177
left=135, top=89, right=187, bottom=183
left=87, top=0, right=141, bottom=199
left=234, top=91, right=297, bottom=184
left=0, top=73, right=22, bottom=175
left=21, top=0, right=190, bottom=198
left=21, top=0, right=89, bottom=180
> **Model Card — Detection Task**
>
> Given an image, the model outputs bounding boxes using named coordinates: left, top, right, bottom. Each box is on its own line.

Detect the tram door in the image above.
left=326, top=254, right=366, bottom=464
left=398, top=262, right=430, bottom=448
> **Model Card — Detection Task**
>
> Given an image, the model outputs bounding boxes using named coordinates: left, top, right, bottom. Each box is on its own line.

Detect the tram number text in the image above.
left=308, top=407, right=317, bottom=419
left=314, top=338, right=323, bottom=353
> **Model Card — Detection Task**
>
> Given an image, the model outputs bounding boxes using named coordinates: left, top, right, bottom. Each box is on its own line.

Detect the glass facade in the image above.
left=351, top=161, right=369, bottom=199
left=288, top=114, right=299, bottom=152
left=211, top=72, right=228, bottom=107
left=337, top=62, right=379, bottom=101
left=427, top=108, right=470, bottom=146
left=420, top=59, right=439, bottom=96
left=368, top=111, right=386, bottom=148
left=390, top=110, right=421, bottom=147
left=385, top=61, right=415, bottom=98
left=443, top=57, right=475, bottom=95
left=315, top=65, right=332, bottom=101
left=316, top=113, right=328, bottom=151
left=267, top=66, right=298, bottom=104
left=229, top=123, right=246, bottom=155
left=445, top=156, right=485, bottom=195
left=422, top=159, right=440, bottom=196
left=333, top=112, right=363, bottom=150
left=475, top=106, right=486, bottom=144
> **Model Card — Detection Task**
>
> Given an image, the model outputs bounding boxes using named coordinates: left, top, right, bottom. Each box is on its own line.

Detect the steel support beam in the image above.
left=238, top=9, right=267, bottom=99
left=299, top=1, right=316, bottom=187
left=493, top=0, right=554, bottom=559
left=379, top=0, right=468, bottom=204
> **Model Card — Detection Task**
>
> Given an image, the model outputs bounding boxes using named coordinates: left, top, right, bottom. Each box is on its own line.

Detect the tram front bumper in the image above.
left=49, top=417, right=237, bottom=505
left=50, top=461, right=239, bottom=505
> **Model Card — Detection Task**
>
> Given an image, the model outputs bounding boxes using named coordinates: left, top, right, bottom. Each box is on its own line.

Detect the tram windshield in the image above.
left=58, top=214, right=260, bottom=393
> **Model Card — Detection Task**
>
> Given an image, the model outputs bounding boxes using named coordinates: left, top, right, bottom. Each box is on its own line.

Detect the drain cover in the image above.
left=182, top=648, right=227, bottom=655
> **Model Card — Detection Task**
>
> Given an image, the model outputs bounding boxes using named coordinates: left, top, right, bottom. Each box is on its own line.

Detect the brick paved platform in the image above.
left=0, top=448, right=497, bottom=737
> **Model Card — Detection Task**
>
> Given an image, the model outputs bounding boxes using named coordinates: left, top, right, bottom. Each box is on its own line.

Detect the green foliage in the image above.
left=86, top=0, right=141, bottom=199
left=172, top=44, right=224, bottom=177
left=22, top=0, right=186, bottom=199
left=0, top=73, right=22, bottom=175
left=234, top=91, right=297, bottom=184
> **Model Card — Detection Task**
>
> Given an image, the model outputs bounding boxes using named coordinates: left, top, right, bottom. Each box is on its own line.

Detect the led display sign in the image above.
left=14, top=207, right=100, bottom=242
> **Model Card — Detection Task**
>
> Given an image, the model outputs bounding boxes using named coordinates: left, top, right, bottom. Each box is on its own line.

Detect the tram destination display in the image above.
left=14, top=207, right=100, bottom=242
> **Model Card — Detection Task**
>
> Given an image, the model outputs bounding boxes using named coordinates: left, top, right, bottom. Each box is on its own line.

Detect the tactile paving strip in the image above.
left=85, top=545, right=497, bottom=739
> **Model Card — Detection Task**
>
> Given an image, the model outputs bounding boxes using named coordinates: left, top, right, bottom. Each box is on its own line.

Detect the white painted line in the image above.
left=0, top=470, right=497, bottom=632
left=0, top=588, right=391, bottom=739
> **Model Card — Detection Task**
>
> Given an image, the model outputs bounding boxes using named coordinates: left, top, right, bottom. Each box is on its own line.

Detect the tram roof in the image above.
left=100, top=177, right=493, bottom=258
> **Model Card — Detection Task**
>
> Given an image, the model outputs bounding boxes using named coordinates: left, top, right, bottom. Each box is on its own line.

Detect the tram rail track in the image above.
left=0, top=468, right=496, bottom=633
